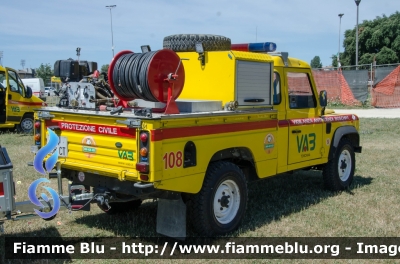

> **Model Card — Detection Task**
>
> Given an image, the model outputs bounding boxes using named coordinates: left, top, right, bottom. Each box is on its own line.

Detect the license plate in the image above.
left=47, top=136, right=68, bottom=157
left=56, top=136, right=68, bottom=157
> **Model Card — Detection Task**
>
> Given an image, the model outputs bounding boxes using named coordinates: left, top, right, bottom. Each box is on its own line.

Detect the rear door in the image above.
left=284, top=69, right=323, bottom=165
left=43, top=114, right=139, bottom=180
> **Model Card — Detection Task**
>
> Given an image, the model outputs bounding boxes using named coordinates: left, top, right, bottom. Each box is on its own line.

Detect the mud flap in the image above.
left=156, top=197, right=186, bottom=238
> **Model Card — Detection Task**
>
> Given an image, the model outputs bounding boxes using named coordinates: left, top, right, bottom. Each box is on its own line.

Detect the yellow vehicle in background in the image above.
left=0, top=66, right=44, bottom=133
left=27, top=34, right=361, bottom=237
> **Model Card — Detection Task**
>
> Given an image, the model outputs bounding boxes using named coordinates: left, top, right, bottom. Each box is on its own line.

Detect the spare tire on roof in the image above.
left=163, top=34, right=231, bottom=52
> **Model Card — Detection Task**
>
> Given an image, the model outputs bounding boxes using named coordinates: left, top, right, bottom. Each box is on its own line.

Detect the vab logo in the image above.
left=31, top=128, right=60, bottom=218
left=296, top=133, right=316, bottom=153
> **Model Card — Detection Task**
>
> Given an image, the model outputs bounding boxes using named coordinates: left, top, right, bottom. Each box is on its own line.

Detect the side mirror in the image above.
left=25, top=86, right=33, bottom=99
left=319, top=90, right=327, bottom=107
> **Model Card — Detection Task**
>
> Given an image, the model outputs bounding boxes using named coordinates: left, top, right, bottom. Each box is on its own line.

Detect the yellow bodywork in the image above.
left=36, top=50, right=360, bottom=195
left=0, top=65, right=44, bottom=129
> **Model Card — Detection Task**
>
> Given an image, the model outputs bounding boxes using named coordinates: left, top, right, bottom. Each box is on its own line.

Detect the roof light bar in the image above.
left=231, top=42, right=277, bottom=53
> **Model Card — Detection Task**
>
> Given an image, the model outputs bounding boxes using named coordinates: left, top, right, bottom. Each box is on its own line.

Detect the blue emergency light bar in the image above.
left=231, top=42, right=277, bottom=53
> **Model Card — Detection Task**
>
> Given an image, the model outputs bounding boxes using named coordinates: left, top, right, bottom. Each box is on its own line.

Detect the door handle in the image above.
left=292, top=129, right=301, bottom=134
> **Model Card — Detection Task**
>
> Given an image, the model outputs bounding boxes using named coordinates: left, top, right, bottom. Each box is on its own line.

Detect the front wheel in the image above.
left=323, top=138, right=355, bottom=191
left=189, top=161, right=248, bottom=236
left=16, top=114, right=34, bottom=133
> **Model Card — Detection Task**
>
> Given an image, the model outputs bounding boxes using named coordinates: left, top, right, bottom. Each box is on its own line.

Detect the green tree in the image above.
left=35, top=63, right=53, bottom=84
left=310, top=56, right=322, bottom=68
left=332, top=55, right=338, bottom=67
left=340, top=11, right=400, bottom=66
left=375, top=46, right=399, bottom=64
left=101, top=64, right=109, bottom=73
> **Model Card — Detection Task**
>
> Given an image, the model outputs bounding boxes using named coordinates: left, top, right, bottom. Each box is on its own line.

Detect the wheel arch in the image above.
left=209, top=147, right=258, bottom=182
left=21, top=112, right=34, bottom=119
left=328, top=126, right=361, bottom=160
left=16, top=112, right=34, bottom=133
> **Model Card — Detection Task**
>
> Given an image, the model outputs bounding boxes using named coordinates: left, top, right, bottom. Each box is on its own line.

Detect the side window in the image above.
left=7, top=70, right=25, bottom=96
left=0, top=72, right=5, bottom=90
left=273, top=72, right=281, bottom=105
left=286, top=72, right=316, bottom=109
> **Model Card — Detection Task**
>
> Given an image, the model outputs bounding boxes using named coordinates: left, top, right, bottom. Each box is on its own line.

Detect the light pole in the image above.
left=106, top=5, right=116, bottom=58
left=354, top=0, right=361, bottom=68
left=338, top=13, right=344, bottom=68
left=0, top=51, right=3, bottom=66
left=76, top=47, right=81, bottom=63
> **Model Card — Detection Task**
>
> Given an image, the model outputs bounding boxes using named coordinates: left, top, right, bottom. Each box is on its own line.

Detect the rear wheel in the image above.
left=98, top=199, right=142, bottom=215
left=16, top=114, right=34, bottom=133
left=323, top=138, right=355, bottom=191
left=189, top=161, right=248, bottom=236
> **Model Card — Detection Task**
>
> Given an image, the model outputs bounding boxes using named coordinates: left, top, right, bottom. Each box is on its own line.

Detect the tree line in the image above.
left=34, top=63, right=109, bottom=84
left=311, top=11, right=400, bottom=68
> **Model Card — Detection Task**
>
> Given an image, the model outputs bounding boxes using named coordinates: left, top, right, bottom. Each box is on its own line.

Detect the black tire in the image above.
left=163, top=34, right=231, bottom=52
left=189, top=161, right=248, bottom=236
left=16, top=114, right=34, bottom=134
left=323, top=138, right=355, bottom=191
left=98, top=199, right=142, bottom=215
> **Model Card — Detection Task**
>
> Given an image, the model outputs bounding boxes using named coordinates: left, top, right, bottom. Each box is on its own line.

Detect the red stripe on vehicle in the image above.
left=8, top=100, right=43, bottom=106
left=289, top=117, right=324, bottom=126
left=279, top=114, right=358, bottom=127
left=322, top=114, right=358, bottom=123
left=278, top=120, right=289, bottom=127
left=151, top=120, right=278, bottom=141
left=45, top=120, right=136, bottom=137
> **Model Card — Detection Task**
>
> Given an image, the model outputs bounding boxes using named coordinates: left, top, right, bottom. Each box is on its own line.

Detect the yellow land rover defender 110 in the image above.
left=30, top=34, right=362, bottom=237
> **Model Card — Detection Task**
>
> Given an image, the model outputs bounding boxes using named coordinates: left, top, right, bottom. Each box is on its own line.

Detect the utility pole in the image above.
left=354, top=0, right=361, bottom=69
left=338, top=14, right=344, bottom=68
left=106, top=5, right=117, bottom=58
left=76, top=47, right=81, bottom=64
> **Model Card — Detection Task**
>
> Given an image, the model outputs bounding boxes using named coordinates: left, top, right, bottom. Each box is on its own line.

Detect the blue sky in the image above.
left=0, top=0, right=398, bottom=71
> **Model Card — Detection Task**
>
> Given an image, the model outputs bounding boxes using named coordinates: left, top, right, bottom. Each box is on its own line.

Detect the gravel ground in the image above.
left=332, top=108, right=400, bottom=118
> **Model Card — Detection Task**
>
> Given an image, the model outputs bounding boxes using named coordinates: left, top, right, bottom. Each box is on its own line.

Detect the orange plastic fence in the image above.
left=312, top=71, right=341, bottom=100
left=371, top=65, right=400, bottom=108
left=338, top=72, right=361, bottom=106
left=312, top=70, right=361, bottom=106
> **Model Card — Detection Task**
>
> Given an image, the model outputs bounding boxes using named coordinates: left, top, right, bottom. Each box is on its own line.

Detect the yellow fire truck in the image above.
left=0, top=66, right=44, bottom=133
left=3, top=34, right=362, bottom=237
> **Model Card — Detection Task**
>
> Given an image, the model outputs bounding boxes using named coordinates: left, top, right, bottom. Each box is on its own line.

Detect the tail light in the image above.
left=136, top=131, right=150, bottom=177
left=34, top=120, right=42, bottom=146
left=140, top=132, right=148, bottom=142
left=34, top=134, right=41, bottom=141
left=139, top=147, right=148, bottom=157
left=0, top=182, right=4, bottom=196
left=140, top=174, right=149, bottom=181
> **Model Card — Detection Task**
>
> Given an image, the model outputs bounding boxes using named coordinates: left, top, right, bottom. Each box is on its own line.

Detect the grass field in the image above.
left=1, top=118, right=400, bottom=263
